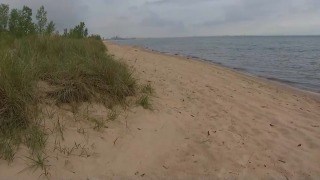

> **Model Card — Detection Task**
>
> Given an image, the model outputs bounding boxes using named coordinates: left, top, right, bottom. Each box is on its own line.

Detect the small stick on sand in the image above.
left=114, top=137, right=119, bottom=147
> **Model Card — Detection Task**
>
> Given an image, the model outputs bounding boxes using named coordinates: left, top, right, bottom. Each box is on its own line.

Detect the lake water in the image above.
left=113, top=36, right=320, bottom=93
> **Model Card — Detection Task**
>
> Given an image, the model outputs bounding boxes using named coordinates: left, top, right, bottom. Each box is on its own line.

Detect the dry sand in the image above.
left=1, top=41, right=320, bottom=180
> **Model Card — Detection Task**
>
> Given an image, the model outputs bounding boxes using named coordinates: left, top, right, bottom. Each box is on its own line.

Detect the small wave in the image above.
left=232, top=67, right=247, bottom=71
left=265, top=77, right=298, bottom=84
left=188, top=55, right=200, bottom=59
left=149, top=49, right=165, bottom=53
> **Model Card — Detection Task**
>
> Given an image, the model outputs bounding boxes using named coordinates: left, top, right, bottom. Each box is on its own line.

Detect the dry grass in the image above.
left=53, top=117, right=66, bottom=141
left=141, top=82, right=154, bottom=95
left=107, top=109, right=119, bottom=121
left=90, top=118, right=107, bottom=131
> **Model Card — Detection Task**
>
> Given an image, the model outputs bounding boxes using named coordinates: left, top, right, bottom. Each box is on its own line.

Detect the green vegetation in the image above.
left=0, top=6, right=153, bottom=179
left=88, top=34, right=103, bottom=41
left=138, top=82, right=154, bottom=110
left=35, top=6, right=47, bottom=34
left=21, top=153, right=51, bottom=179
left=137, top=95, right=153, bottom=110
left=0, top=3, right=140, bottom=168
left=0, top=4, right=9, bottom=31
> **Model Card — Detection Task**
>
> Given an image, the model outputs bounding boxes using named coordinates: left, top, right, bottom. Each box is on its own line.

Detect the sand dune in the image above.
left=1, top=41, right=320, bottom=180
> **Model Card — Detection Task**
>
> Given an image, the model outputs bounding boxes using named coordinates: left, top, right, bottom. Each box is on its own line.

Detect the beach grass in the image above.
left=21, top=153, right=51, bottom=179
left=0, top=34, right=137, bottom=162
left=137, top=95, right=153, bottom=110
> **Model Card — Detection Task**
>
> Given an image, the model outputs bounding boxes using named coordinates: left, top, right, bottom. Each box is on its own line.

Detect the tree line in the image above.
left=0, top=4, right=101, bottom=39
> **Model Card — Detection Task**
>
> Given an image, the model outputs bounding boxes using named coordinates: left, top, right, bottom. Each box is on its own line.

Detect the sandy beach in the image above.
left=1, top=41, right=320, bottom=180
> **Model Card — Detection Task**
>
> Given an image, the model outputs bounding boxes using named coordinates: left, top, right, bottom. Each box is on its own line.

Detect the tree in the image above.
left=8, top=6, right=35, bottom=37
left=63, top=28, right=68, bottom=36
left=69, top=22, right=87, bottom=38
left=35, top=5, right=47, bottom=34
left=8, top=8, right=20, bottom=36
left=18, top=6, right=35, bottom=36
left=84, top=28, right=88, bottom=38
left=0, top=4, right=9, bottom=31
left=69, top=28, right=73, bottom=37
left=45, top=20, right=55, bottom=34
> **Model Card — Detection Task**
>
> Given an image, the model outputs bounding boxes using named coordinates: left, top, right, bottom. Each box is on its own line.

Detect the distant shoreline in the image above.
left=109, top=35, right=320, bottom=39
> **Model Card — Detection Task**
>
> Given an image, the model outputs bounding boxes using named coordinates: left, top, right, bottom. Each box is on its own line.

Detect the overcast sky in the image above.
left=2, top=0, right=320, bottom=37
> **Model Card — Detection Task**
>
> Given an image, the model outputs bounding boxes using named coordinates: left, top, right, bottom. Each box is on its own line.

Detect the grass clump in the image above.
left=23, top=154, right=50, bottom=172
left=90, top=118, right=107, bottom=131
left=21, top=153, right=51, bottom=179
left=0, top=137, right=19, bottom=163
left=137, top=95, right=153, bottom=110
left=23, top=121, right=48, bottom=155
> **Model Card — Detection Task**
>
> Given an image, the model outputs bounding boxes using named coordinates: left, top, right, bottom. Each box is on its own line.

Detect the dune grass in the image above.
left=137, top=95, right=153, bottom=110
left=0, top=34, right=138, bottom=162
left=21, top=153, right=51, bottom=179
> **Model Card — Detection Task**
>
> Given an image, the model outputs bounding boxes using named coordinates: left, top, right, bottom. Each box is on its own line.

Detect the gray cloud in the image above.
left=1, top=0, right=320, bottom=37
left=140, top=12, right=184, bottom=29
left=144, top=0, right=214, bottom=6
left=202, top=0, right=318, bottom=27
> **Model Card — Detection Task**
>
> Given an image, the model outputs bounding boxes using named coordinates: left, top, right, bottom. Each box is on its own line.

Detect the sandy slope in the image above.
left=1, top=41, right=320, bottom=180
